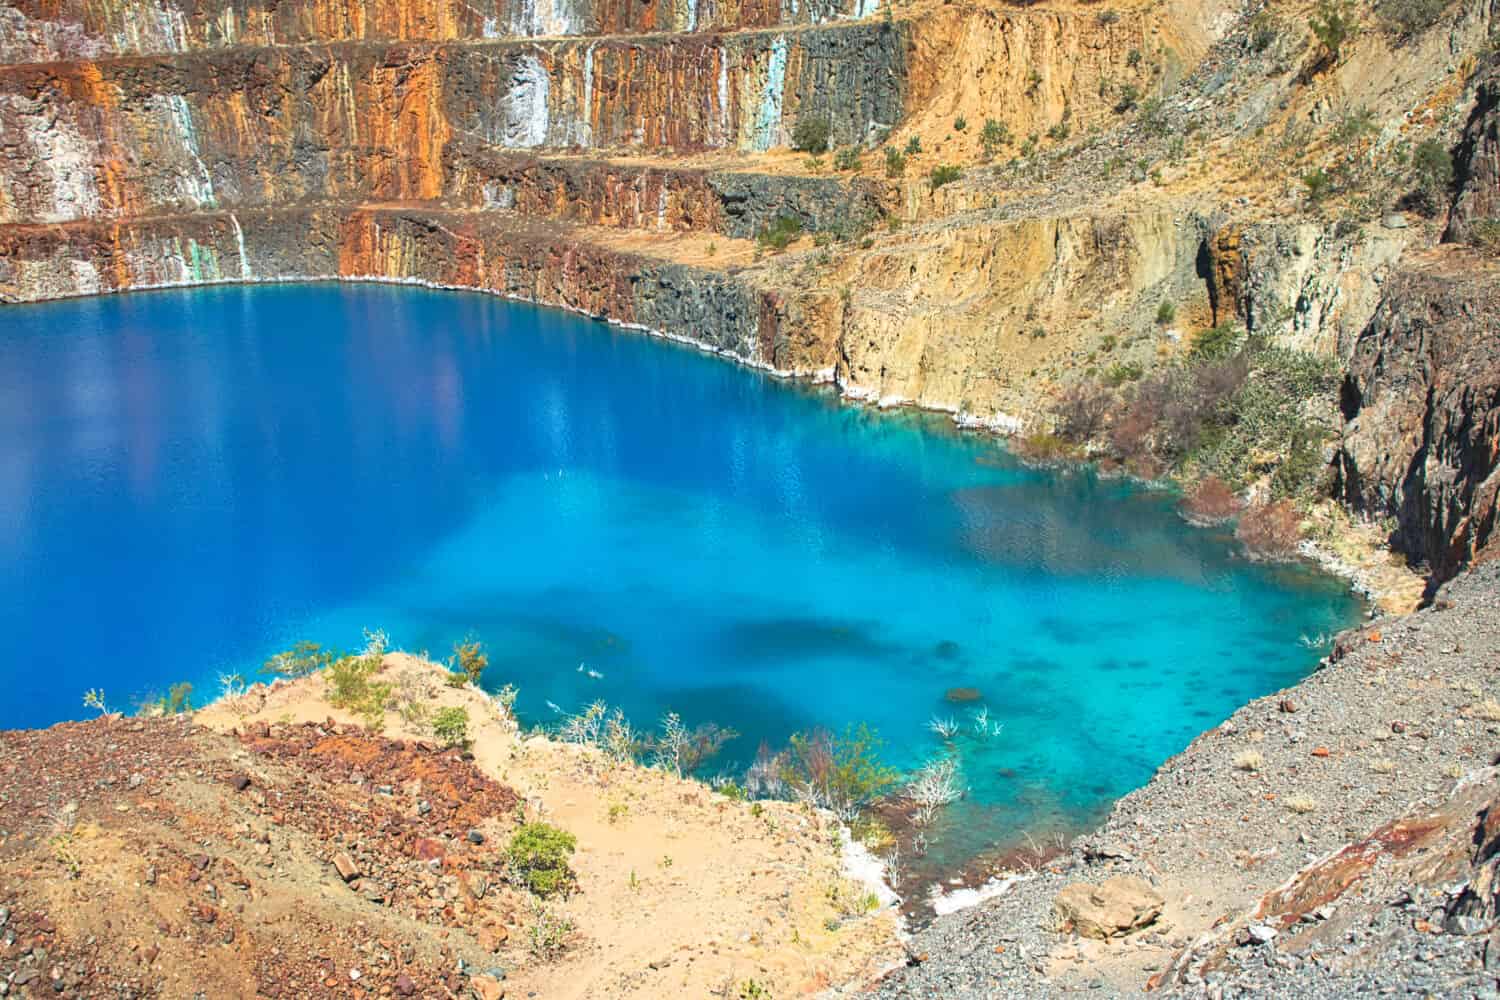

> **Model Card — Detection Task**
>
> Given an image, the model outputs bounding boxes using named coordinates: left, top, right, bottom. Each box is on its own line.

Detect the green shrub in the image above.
left=1190, top=322, right=1240, bottom=360
left=904, top=136, right=922, bottom=155
left=1115, top=83, right=1140, bottom=113
left=979, top=119, right=1011, bottom=159
left=1249, top=11, right=1281, bottom=52
left=1410, top=138, right=1453, bottom=215
left=780, top=724, right=898, bottom=821
left=1156, top=300, right=1177, bottom=326
left=1104, top=361, right=1144, bottom=387
left=148, top=682, right=194, bottom=716
left=326, top=635, right=392, bottom=730
left=953, top=115, right=967, bottom=132
left=929, top=164, right=963, bottom=190
left=832, top=146, right=862, bottom=172
left=262, top=641, right=338, bottom=678
left=1126, top=47, right=1142, bottom=67
left=757, top=214, right=804, bottom=251
left=507, top=822, right=578, bottom=897
left=1309, top=0, right=1359, bottom=62
left=431, top=705, right=471, bottom=747
left=1302, top=168, right=1333, bottom=205
left=792, top=114, right=832, bottom=154
left=884, top=147, right=907, bottom=177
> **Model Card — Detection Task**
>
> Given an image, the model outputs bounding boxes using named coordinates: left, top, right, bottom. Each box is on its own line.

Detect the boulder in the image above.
left=1054, top=876, right=1164, bottom=940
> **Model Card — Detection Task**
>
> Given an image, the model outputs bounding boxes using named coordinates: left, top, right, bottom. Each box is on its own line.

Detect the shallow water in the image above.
left=0, top=284, right=1361, bottom=871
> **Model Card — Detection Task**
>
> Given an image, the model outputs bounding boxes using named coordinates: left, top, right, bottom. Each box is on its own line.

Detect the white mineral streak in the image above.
left=502, top=54, right=551, bottom=148
left=928, top=874, right=1027, bottom=917
left=230, top=213, right=252, bottom=279
left=161, top=95, right=217, bottom=209
left=512, top=0, right=581, bottom=37
left=750, top=36, right=789, bottom=151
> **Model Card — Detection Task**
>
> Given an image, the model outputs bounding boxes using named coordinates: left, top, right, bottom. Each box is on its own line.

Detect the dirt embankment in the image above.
left=0, top=655, right=902, bottom=999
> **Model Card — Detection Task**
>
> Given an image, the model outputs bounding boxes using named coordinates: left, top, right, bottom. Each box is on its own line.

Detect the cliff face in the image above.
left=1335, top=248, right=1500, bottom=583
left=0, top=0, right=860, bottom=62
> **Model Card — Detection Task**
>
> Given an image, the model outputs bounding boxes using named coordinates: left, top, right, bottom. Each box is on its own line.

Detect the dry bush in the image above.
left=1284, top=794, right=1318, bottom=814
left=1370, top=758, right=1396, bottom=774
left=1053, top=381, right=1114, bottom=442
left=1232, top=750, right=1264, bottom=772
left=1181, top=475, right=1244, bottom=525
left=1236, top=499, right=1303, bottom=559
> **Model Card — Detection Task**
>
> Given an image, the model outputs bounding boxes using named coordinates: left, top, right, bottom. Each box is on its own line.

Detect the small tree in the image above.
left=884, top=147, right=907, bottom=177
left=791, top=114, right=832, bottom=154
left=507, top=822, right=578, bottom=897
left=262, top=641, right=337, bottom=678
left=1156, top=300, right=1177, bottom=326
left=451, top=638, right=488, bottom=687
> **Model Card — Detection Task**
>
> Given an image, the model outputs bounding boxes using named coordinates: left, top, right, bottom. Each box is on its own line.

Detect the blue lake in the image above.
left=0, top=284, right=1361, bottom=871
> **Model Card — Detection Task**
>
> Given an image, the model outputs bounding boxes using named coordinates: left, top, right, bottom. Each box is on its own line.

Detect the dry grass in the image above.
left=1369, top=759, right=1396, bottom=775
left=1284, top=795, right=1318, bottom=815
left=1232, top=750, right=1265, bottom=772
left=1469, top=698, right=1500, bottom=722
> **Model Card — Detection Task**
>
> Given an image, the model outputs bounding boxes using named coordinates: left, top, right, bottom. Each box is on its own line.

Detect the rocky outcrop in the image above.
left=444, top=145, right=886, bottom=237
left=1053, top=876, right=1163, bottom=940
left=1446, top=60, right=1500, bottom=244
left=1207, top=220, right=1411, bottom=358
left=1335, top=247, right=1500, bottom=583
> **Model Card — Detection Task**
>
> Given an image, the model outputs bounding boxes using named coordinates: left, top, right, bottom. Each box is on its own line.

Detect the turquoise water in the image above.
left=0, top=284, right=1360, bottom=870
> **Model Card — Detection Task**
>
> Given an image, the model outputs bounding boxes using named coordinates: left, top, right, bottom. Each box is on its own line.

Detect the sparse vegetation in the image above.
left=1408, top=138, right=1453, bottom=216
left=832, top=146, right=861, bottom=172
left=1155, top=300, right=1176, bottom=326
left=953, top=115, right=967, bottom=132
left=508, top=822, right=578, bottom=898
left=1468, top=218, right=1500, bottom=254
left=884, top=147, right=907, bottom=177
left=904, top=136, right=922, bottom=155
left=1378, top=0, right=1452, bottom=38
left=525, top=898, right=575, bottom=959
left=326, top=631, right=393, bottom=730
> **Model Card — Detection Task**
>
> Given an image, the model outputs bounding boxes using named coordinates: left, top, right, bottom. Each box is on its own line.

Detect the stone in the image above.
left=1381, top=213, right=1408, bottom=229
left=1279, top=699, right=1298, bottom=714
left=229, top=774, right=251, bottom=791
left=1053, top=876, right=1164, bottom=940
left=333, top=852, right=361, bottom=882
left=1245, top=923, right=1278, bottom=945
left=944, top=687, right=983, bottom=703
left=414, top=838, right=446, bottom=862
left=467, top=829, right=485, bottom=845
left=471, top=973, right=505, bottom=1000
left=394, top=973, right=417, bottom=996
left=477, top=924, right=508, bottom=952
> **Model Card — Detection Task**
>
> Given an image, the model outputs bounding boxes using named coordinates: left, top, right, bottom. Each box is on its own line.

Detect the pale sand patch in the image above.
left=198, top=653, right=905, bottom=998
